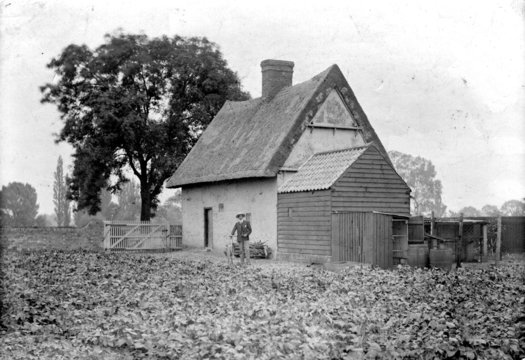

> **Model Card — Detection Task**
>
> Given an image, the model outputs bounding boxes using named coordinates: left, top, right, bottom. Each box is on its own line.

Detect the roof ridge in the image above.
left=312, top=143, right=372, bottom=157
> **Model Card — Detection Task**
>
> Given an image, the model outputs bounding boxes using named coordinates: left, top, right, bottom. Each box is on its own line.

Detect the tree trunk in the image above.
left=140, top=185, right=151, bottom=221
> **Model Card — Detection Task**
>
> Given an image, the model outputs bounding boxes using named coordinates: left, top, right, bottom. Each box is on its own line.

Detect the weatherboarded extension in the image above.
left=277, top=145, right=410, bottom=266
left=277, top=190, right=332, bottom=262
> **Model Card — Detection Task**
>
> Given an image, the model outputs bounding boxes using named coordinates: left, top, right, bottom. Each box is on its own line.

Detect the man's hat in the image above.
left=236, top=213, right=245, bottom=219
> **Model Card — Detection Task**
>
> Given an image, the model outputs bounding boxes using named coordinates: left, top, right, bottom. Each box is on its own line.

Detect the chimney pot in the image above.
left=260, top=59, right=294, bottom=99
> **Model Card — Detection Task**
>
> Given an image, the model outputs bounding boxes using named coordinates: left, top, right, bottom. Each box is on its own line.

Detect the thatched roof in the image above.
left=278, top=146, right=370, bottom=193
left=166, top=64, right=389, bottom=188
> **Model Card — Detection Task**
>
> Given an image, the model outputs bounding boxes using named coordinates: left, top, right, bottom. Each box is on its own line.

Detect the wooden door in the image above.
left=332, top=212, right=394, bottom=268
left=332, top=212, right=364, bottom=262
left=204, top=208, right=213, bottom=248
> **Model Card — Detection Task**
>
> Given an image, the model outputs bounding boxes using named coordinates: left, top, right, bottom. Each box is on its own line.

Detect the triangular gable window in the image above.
left=310, top=89, right=360, bottom=129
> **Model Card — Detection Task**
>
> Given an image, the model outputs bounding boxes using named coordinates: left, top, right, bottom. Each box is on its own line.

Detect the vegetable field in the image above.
left=1, top=250, right=524, bottom=359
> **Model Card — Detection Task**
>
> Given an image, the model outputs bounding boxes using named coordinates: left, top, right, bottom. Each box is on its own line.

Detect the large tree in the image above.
left=481, top=204, right=500, bottom=217
left=388, top=151, right=447, bottom=216
left=457, top=206, right=481, bottom=217
left=0, top=182, right=39, bottom=226
left=53, top=156, right=71, bottom=226
left=41, top=32, right=249, bottom=220
left=500, top=199, right=525, bottom=216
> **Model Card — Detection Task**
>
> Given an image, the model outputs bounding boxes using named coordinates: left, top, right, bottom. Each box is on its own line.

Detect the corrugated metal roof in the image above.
left=278, top=146, right=369, bottom=193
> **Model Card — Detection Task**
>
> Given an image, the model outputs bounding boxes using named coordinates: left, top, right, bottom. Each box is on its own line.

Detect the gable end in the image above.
left=331, top=146, right=411, bottom=215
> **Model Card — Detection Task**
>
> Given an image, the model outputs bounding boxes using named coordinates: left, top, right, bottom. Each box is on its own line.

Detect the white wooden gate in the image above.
left=103, top=221, right=182, bottom=251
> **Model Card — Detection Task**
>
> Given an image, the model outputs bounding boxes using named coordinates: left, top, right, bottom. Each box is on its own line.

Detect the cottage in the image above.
left=166, top=59, right=411, bottom=265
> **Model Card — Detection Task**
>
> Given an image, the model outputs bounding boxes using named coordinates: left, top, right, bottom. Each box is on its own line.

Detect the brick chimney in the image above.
left=261, top=59, right=294, bottom=99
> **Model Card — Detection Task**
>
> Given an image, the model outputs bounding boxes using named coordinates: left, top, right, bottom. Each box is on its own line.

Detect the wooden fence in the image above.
left=103, top=221, right=182, bottom=251
left=449, top=216, right=525, bottom=254
left=500, top=216, right=525, bottom=253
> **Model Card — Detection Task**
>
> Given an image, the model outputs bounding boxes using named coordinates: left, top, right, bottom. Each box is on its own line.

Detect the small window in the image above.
left=245, top=212, right=252, bottom=222
left=218, top=203, right=224, bottom=212
left=288, top=208, right=294, bottom=217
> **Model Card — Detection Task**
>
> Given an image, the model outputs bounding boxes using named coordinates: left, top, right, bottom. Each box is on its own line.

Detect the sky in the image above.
left=0, top=0, right=524, bottom=215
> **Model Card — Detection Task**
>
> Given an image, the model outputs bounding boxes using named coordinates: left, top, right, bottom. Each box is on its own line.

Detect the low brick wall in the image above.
left=1, top=220, right=104, bottom=251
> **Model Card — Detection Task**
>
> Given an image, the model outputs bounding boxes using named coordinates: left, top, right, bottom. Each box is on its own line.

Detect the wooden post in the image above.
left=456, top=213, right=463, bottom=267
left=166, top=221, right=170, bottom=250
left=103, top=221, right=110, bottom=250
left=482, top=224, right=488, bottom=260
left=495, top=216, right=502, bottom=265
left=430, top=211, right=435, bottom=235
left=430, top=211, right=436, bottom=249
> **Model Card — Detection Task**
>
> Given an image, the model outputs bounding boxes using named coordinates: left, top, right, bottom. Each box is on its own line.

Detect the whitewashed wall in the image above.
left=282, top=128, right=365, bottom=170
left=181, top=178, right=277, bottom=255
left=277, top=127, right=365, bottom=187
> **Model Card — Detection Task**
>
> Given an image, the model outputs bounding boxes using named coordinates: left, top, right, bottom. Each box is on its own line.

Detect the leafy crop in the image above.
left=1, top=250, right=524, bottom=359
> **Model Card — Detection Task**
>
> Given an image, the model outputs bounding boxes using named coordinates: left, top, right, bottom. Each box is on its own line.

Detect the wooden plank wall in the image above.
left=332, top=212, right=365, bottom=262
left=368, top=213, right=394, bottom=268
left=332, top=212, right=393, bottom=268
left=277, top=190, right=332, bottom=257
left=408, top=216, right=424, bottom=243
left=332, top=146, right=410, bottom=215
left=502, top=217, right=525, bottom=253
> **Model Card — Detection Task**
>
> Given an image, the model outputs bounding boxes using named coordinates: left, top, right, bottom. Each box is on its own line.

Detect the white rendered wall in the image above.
left=181, top=178, right=277, bottom=255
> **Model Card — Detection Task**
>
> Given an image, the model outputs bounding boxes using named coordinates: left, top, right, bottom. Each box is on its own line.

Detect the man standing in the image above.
left=231, top=213, right=252, bottom=264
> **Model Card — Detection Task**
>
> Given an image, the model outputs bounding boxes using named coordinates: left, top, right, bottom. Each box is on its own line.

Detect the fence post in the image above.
left=166, top=221, right=170, bottom=250
left=482, top=224, right=488, bottom=259
left=456, top=213, right=463, bottom=267
left=430, top=211, right=435, bottom=235
left=103, top=221, right=110, bottom=250
left=495, top=216, right=502, bottom=265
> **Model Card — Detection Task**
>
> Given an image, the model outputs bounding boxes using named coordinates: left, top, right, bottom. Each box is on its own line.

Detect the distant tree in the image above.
left=74, top=209, right=93, bottom=228
left=41, top=31, right=249, bottom=220
left=481, top=204, right=501, bottom=217
left=500, top=199, right=525, bottom=216
left=388, top=151, right=447, bottom=216
left=457, top=206, right=481, bottom=217
left=0, top=182, right=39, bottom=226
left=73, top=189, right=119, bottom=226
left=115, top=181, right=141, bottom=220
left=35, top=214, right=54, bottom=227
left=53, top=156, right=71, bottom=226
left=99, top=190, right=119, bottom=221
left=155, top=192, right=182, bottom=224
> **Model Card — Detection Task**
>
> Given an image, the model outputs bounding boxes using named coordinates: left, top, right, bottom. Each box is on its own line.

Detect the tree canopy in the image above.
left=500, top=199, right=525, bottom=216
left=41, top=32, right=249, bottom=220
left=449, top=200, right=525, bottom=217
left=0, top=182, right=39, bottom=226
left=388, top=151, right=447, bottom=216
left=480, top=204, right=501, bottom=217
left=456, top=206, right=481, bottom=217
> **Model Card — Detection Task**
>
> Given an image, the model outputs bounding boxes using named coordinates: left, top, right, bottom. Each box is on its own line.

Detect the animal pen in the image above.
left=423, top=217, right=489, bottom=264
left=103, top=221, right=182, bottom=251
